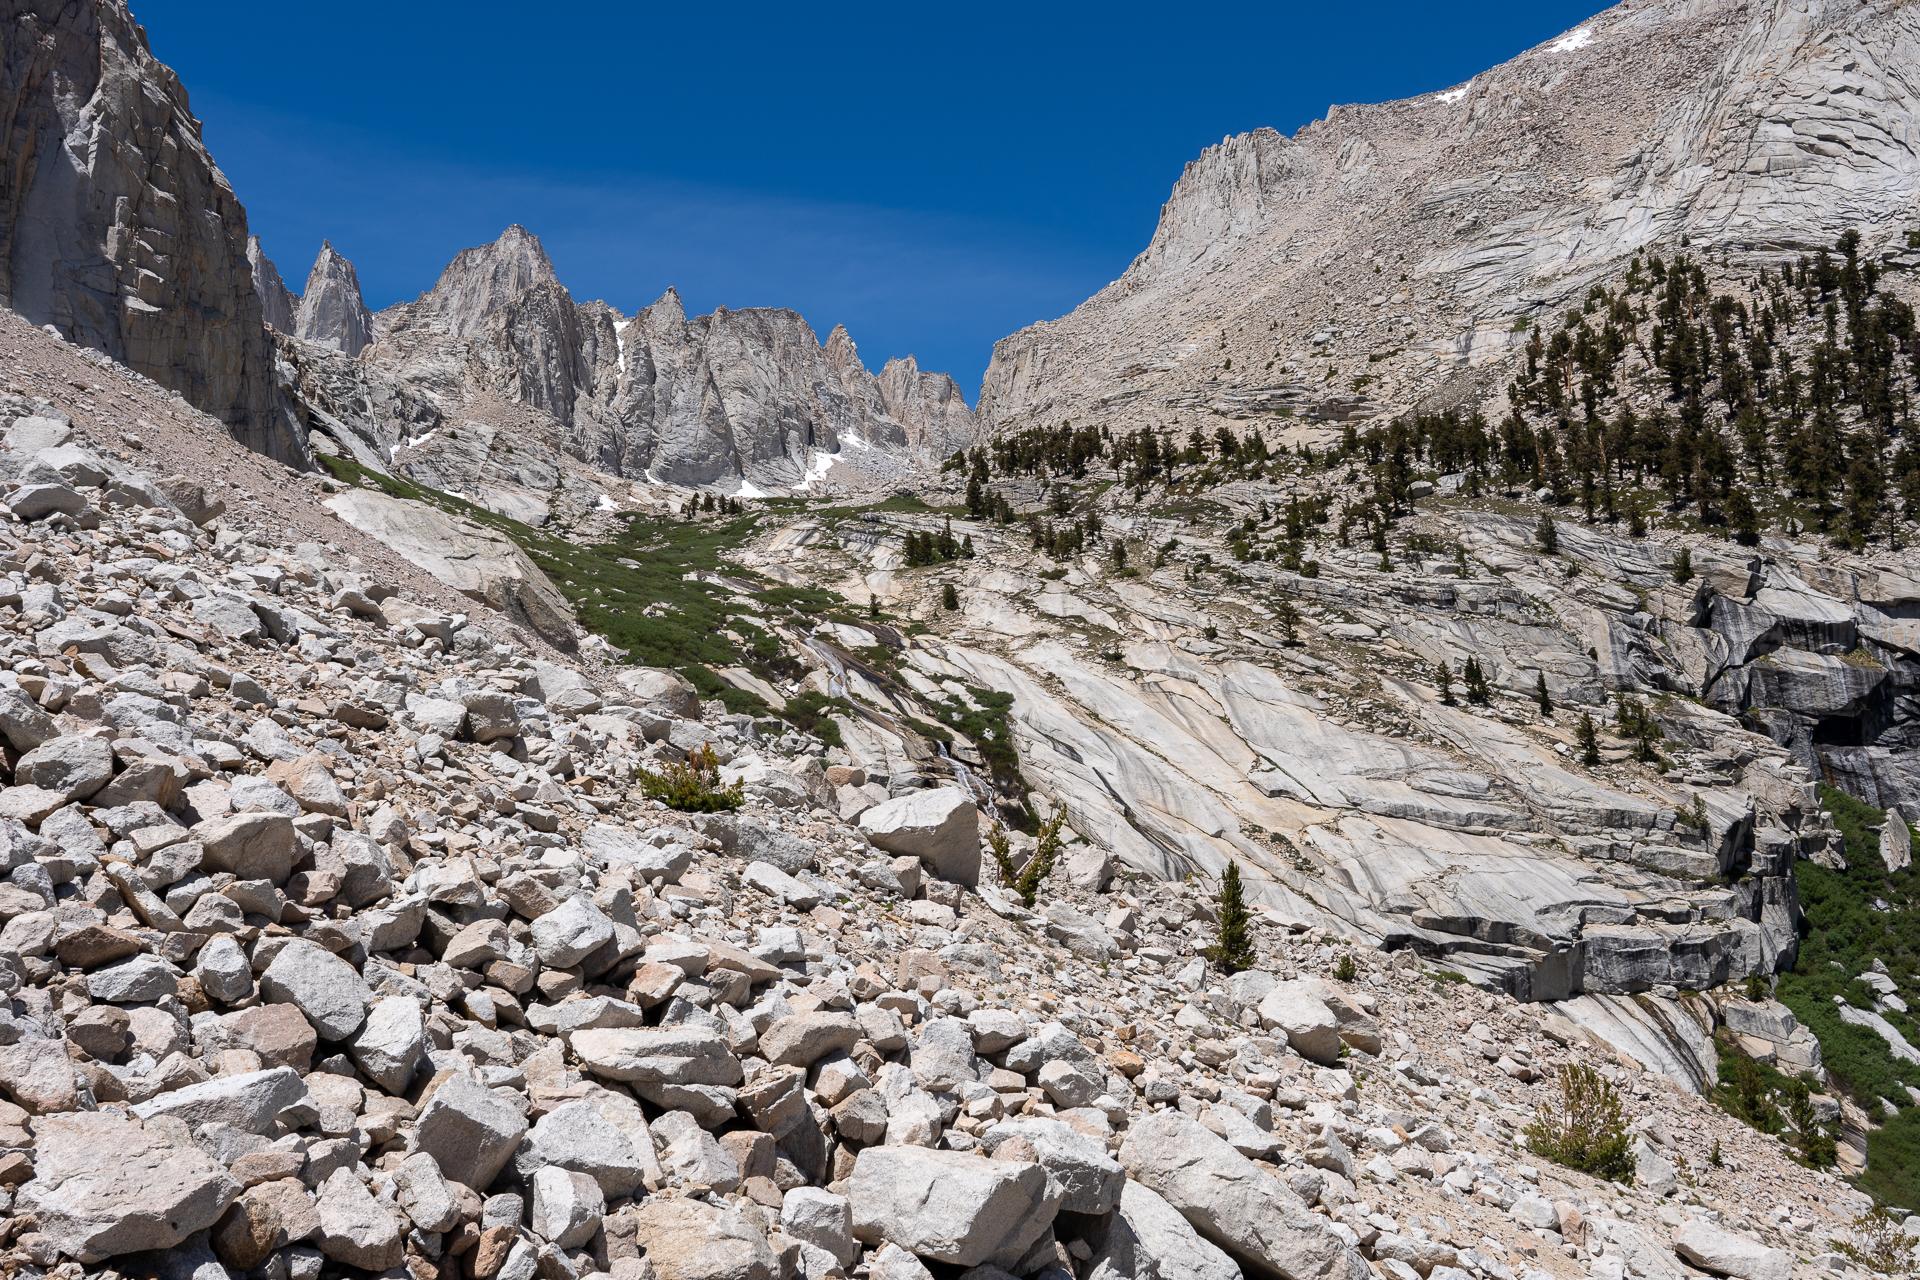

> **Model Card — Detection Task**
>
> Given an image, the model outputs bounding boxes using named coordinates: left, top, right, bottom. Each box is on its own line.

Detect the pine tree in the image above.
left=1463, top=656, right=1492, bottom=706
left=1725, top=486, right=1760, bottom=547
left=1277, top=599, right=1300, bottom=647
left=1535, top=512, right=1559, bottom=554
left=1437, top=662, right=1456, bottom=706
left=941, top=584, right=959, bottom=611
left=1843, top=449, right=1886, bottom=550
left=1578, top=712, right=1601, bottom=766
left=1535, top=671, right=1553, bottom=717
left=1671, top=547, right=1694, bottom=584
left=1204, top=861, right=1256, bottom=973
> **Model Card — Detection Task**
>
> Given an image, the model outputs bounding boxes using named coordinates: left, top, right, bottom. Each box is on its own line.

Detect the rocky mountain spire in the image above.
left=422, top=224, right=560, bottom=339
left=877, top=355, right=978, bottom=459
left=294, top=241, right=373, bottom=356
left=823, top=323, right=863, bottom=376
left=247, top=236, right=298, bottom=334
left=0, top=0, right=295, bottom=461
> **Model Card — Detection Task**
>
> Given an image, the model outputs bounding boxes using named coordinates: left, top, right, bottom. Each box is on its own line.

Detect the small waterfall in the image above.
left=934, top=738, right=998, bottom=821
left=795, top=624, right=1000, bottom=819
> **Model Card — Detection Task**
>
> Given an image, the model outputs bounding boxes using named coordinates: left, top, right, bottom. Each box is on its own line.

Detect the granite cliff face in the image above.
left=246, top=236, right=297, bottom=334
left=3, top=0, right=1920, bottom=1258
left=0, top=0, right=301, bottom=462
left=980, top=0, right=1920, bottom=431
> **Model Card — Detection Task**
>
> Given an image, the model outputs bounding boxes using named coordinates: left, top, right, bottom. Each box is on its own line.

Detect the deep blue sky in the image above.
left=140, top=0, right=1605, bottom=396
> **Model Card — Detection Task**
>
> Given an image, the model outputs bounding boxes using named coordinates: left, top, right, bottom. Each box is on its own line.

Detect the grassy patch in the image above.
left=804, top=491, right=960, bottom=519
left=782, top=690, right=852, bottom=749
left=1774, top=784, right=1920, bottom=1208
left=319, top=454, right=790, bottom=717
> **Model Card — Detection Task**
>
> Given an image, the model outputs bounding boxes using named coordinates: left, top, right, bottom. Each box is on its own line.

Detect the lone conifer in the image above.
left=1205, top=861, right=1256, bottom=973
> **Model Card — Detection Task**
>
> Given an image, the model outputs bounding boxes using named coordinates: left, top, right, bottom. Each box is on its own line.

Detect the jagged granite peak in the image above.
left=334, top=242, right=980, bottom=502
left=878, top=354, right=979, bottom=460
left=981, top=0, right=1920, bottom=432
left=294, top=240, right=373, bottom=356
left=823, top=322, right=863, bottom=375
left=247, top=236, right=298, bottom=334
left=0, top=0, right=299, bottom=462
left=1131, top=126, right=1309, bottom=282
left=420, top=223, right=562, bottom=339
left=647, top=284, right=688, bottom=328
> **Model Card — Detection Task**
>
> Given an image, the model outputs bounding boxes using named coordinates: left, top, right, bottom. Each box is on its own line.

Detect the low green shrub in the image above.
left=1524, top=1064, right=1636, bottom=1184
left=987, top=807, right=1068, bottom=908
left=639, top=745, right=743, bottom=813
left=782, top=691, right=851, bottom=748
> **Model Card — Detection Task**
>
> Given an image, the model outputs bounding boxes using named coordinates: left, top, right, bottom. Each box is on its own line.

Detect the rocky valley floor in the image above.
left=0, top=289, right=1907, bottom=1280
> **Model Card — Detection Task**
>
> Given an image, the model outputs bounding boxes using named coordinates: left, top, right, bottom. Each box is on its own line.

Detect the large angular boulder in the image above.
left=1086, top=1180, right=1241, bottom=1280
left=413, top=1072, right=528, bottom=1191
left=259, top=940, right=371, bottom=1040
left=0, top=1036, right=80, bottom=1113
left=570, top=1027, right=742, bottom=1085
left=760, top=1012, right=862, bottom=1068
left=858, top=787, right=980, bottom=886
left=0, top=686, right=58, bottom=752
left=461, top=689, right=521, bottom=743
left=523, top=1098, right=657, bottom=1198
left=1673, top=1218, right=1792, bottom=1280
left=349, top=996, right=427, bottom=1092
left=1883, top=813, right=1912, bottom=873
left=847, top=1146, right=1060, bottom=1270
left=530, top=1166, right=604, bottom=1249
left=531, top=895, right=616, bottom=968
left=325, top=488, right=576, bottom=649
left=196, top=812, right=299, bottom=883
left=980, top=1116, right=1124, bottom=1215
left=1119, top=1111, right=1368, bottom=1280
left=582, top=822, right=692, bottom=882
left=314, top=1167, right=406, bottom=1270
left=781, top=1188, right=859, bottom=1267
left=1256, top=980, right=1344, bottom=1065
left=206, top=1003, right=317, bottom=1071
left=627, top=1197, right=778, bottom=1280
left=11, top=481, right=88, bottom=522
left=14, top=735, right=113, bottom=801
left=618, top=668, right=702, bottom=718
left=131, top=1065, right=313, bottom=1135
left=18, top=1111, right=239, bottom=1262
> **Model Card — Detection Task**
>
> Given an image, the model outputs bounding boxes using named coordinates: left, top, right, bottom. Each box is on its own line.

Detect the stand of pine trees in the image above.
left=1334, top=232, right=1919, bottom=548
left=902, top=518, right=972, bottom=568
